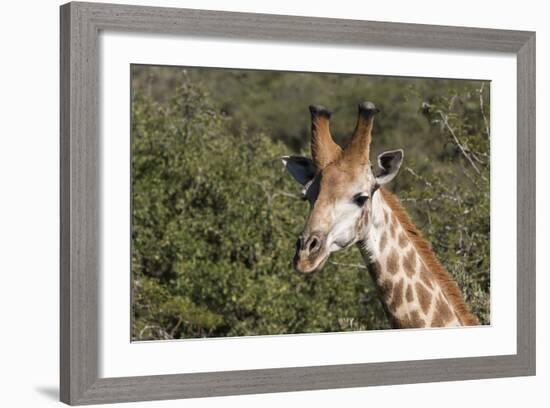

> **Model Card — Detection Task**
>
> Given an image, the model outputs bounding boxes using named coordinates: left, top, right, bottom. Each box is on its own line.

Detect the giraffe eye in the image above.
left=353, top=193, right=368, bottom=207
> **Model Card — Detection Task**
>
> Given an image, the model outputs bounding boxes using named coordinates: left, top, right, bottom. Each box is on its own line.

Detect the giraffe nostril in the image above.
left=308, top=237, right=320, bottom=253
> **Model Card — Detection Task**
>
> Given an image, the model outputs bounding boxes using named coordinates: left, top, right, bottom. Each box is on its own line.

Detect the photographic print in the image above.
left=131, top=65, right=490, bottom=341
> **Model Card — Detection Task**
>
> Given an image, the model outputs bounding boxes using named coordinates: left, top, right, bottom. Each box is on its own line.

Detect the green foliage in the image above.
left=131, top=67, right=490, bottom=340
left=400, top=86, right=491, bottom=323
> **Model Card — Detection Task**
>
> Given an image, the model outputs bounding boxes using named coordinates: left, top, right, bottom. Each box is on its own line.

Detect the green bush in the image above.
left=131, top=67, right=490, bottom=340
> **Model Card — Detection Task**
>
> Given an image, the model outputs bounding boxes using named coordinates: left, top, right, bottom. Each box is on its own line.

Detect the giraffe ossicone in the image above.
left=281, top=102, right=479, bottom=329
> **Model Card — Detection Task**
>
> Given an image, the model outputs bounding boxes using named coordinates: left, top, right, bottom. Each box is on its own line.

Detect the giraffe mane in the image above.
left=379, top=187, right=479, bottom=326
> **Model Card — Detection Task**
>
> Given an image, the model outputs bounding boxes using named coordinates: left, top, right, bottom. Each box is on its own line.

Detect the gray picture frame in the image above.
left=60, top=1, right=536, bottom=405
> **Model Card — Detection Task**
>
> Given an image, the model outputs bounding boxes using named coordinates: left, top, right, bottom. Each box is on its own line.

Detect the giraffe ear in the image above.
left=281, top=156, right=316, bottom=186
left=375, top=149, right=404, bottom=185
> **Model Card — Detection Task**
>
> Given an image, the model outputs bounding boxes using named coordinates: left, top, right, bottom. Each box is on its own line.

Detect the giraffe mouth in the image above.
left=293, top=250, right=330, bottom=274
left=293, top=236, right=357, bottom=274
left=334, top=239, right=356, bottom=251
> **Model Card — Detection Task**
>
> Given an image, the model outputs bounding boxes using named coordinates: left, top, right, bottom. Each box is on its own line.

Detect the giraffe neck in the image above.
left=358, top=187, right=478, bottom=328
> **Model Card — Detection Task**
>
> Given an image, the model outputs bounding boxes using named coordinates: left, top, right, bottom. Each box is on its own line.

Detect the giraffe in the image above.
left=282, top=102, right=479, bottom=328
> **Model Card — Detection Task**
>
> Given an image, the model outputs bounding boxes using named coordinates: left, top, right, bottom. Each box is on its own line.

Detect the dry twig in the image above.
left=479, top=83, right=490, bottom=137
left=438, top=111, right=482, bottom=176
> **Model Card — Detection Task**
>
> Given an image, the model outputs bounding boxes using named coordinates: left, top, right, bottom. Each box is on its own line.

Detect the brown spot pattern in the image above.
left=379, top=279, right=394, bottom=302
left=379, top=231, right=388, bottom=254
left=398, top=233, right=408, bottom=248
left=380, top=188, right=479, bottom=326
left=405, top=284, right=413, bottom=302
left=409, top=311, right=425, bottom=328
left=367, top=260, right=383, bottom=282
left=419, top=264, right=433, bottom=289
left=400, top=310, right=425, bottom=328
left=390, top=219, right=397, bottom=239
left=431, top=295, right=453, bottom=327
left=386, top=249, right=399, bottom=275
left=431, top=315, right=443, bottom=327
left=403, top=249, right=417, bottom=278
left=390, top=279, right=404, bottom=310
left=384, top=209, right=389, bottom=225
left=410, top=311, right=425, bottom=327
left=415, top=282, right=432, bottom=315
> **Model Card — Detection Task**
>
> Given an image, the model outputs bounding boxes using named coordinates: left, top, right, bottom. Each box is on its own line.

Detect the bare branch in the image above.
left=329, top=261, right=367, bottom=270
left=405, top=167, right=433, bottom=188
left=400, top=194, right=462, bottom=204
left=438, top=111, right=481, bottom=175
left=479, top=83, right=490, bottom=137
left=138, top=324, right=172, bottom=340
left=272, top=190, right=302, bottom=200
left=253, top=180, right=302, bottom=207
left=170, top=316, right=183, bottom=337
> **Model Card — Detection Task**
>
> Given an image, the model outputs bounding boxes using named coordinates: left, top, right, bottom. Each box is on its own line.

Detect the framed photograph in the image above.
left=60, top=1, right=535, bottom=405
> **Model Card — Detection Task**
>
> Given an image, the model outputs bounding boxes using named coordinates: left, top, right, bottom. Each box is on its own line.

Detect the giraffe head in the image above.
left=282, top=102, right=404, bottom=273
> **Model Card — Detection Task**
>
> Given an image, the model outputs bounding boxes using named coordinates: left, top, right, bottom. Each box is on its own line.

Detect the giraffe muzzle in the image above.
left=293, top=232, right=328, bottom=273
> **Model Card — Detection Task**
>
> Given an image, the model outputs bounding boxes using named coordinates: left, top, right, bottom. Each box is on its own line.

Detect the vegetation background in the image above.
left=131, top=65, right=490, bottom=340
